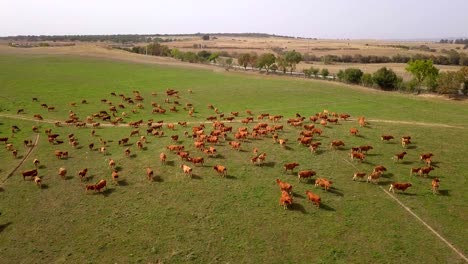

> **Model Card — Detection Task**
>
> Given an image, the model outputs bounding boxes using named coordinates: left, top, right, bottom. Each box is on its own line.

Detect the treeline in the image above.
left=302, top=51, right=468, bottom=66
left=122, top=42, right=468, bottom=96
left=303, top=62, right=468, bottom=96
left=440, top=38, right=468, bottom=44
left=0, top=33, right=299, bottom=43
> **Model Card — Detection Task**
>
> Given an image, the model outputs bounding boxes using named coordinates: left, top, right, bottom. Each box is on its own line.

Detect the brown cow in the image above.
left=146, top=167, right=154, bottom=181
left=78, top=168, right=88, bottom=181
left=229, top=141, right=241, bottom=151
left=189, top=157, right=204, bottom=166
left=124, top=147, right=131, bottom=157
left=373, top=165, right=387, bottom=174
left=367, top=171, right=382, bottom=183
left=315, top=178, right=332, bottom=191
left=284, top=162, right=299, bottom=174
left=276, top=178, right=292, bottom=194
left=33, top=158, right=40, bottom=168
left=330, top=140, right=345, bottom=149
left=278, top=139, right=288, bottom=148
left=349, top=128, right=359, bottom=136
left=177, top=151, right=190, bottom=160
left=389, top=182, right=412, bottom=193
left=279, top=190, right=293, bottom=210
left=358, top=116, right=366, bottom=127
left=136, top=140, right=143, bottom=150
left=418, top=166, right=434, bottom=177
left=111, top=170, right=119, bottom=184
left=108, top=159, right=115, bottom=168
left=0, top=137, right=8, bottom=144
left=166, top=145, right=184, bottom=152
left=160, top=152, right=167, bottom=165
left=432, top=178, right=440, bottom=194
left=94, top=180, right=107, bottom=192
left=21, top=169, right=38, bottom=180
left=381, top=135, right=394, bottom=141
left=58, top=167, right=67, bottom=179
left=118, top=138, right=130, bottom=145
left=297, top=136, right=313, bottom=146
left=359, top=145, right=373, bottom=153
left=213, top=165, right=227, bottom=177
left=410, top=167, right=422, bottom=176
left=309, top=142, right=321, bottom=153
left=305, top=190, right=321, bottom=208
left=352, top=172, right=367, bottom=181
left=420, top=153, right=434, bottom=161
left=393, top=151, right=407, bottom=162
left=351, top=152, right=366, bottom=162
left=401, top=137, right=411, bottom=148
left=297, top=170, right=316, bottom=182
left=34, top=176, right=42, bottom=188
left=180, top=164, right=193, bottom=177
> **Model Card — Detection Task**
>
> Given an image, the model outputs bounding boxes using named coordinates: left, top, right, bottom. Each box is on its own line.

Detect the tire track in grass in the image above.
left=341, top=158, right=468, bottom=262
left=1, top=113, right=465, bottom=129
left=1, top=133, right=40, bottom=183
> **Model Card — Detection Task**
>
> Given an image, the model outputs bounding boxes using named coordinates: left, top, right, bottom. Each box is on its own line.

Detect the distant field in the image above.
left=0, top=53, right=467, bottom=263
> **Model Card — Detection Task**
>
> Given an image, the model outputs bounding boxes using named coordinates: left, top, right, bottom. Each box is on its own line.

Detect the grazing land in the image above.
left=0, top=51, right=467, bottom=263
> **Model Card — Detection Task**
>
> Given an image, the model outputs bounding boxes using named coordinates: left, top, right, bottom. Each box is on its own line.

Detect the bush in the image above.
left=361, top=73, right=373, bottom=87
left=372, top=67, right=399, bottom=90
left=342, top=68, right=363, bottom=84
left=321, top=68, right=329, bottom=79
left=182, top=52, right=199, bottom=63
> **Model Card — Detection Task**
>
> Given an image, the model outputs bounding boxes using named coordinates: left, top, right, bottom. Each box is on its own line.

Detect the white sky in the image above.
left=2, top=0, right=467, bottom=39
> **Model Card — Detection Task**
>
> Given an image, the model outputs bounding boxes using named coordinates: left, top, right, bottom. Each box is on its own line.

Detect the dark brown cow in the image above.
left=389, top=182, right=412, bottom=193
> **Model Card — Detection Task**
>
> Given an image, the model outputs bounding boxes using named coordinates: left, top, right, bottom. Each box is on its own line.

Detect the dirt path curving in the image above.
left=1, top=133, right=40, bottom=183
left=0, top=113, right=465, bottom=130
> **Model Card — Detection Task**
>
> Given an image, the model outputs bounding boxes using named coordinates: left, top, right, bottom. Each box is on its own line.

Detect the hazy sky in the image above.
left=2, top=0, right=467, bottom=39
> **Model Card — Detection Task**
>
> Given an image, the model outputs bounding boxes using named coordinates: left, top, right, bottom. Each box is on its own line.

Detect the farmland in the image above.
left=0, top=52, right=467, bottom=263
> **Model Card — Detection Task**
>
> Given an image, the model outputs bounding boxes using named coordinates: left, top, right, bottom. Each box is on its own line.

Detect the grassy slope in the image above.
left=0, top=54, right=467, bottom=263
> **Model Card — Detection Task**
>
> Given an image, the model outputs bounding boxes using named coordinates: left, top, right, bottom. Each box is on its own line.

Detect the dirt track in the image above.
left=0, top=112, right=465, bottom=129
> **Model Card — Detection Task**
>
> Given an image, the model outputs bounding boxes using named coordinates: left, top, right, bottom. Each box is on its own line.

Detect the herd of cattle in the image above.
left=1, top=88, right=441, bottom=210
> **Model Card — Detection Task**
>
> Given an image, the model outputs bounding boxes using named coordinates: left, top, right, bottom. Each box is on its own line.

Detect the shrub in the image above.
left=372, top=67, right=399, bottom=90
left=361, top=73, right=373, bottom=87
left=342, top=68, right=363, bottom=84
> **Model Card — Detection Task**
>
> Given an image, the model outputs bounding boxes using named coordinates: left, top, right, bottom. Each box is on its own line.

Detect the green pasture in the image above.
left=0, top=54, right=467, bottom=263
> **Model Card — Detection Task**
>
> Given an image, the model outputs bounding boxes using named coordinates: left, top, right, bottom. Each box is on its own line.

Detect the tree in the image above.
left=249, top=53, right=258, bottom=70
left=257, top=53, right=276, bottom=73
left=238, top=53, right=251, bottom=70
left=208, top=52, right=219, bottom=63
left=342, top=68, right=363, bottom=84
left=276, top=56, right=288, bottom=74
left=361, top=73, right=373, bottom=87
left=270, top=64, right=278, bottom=73
left=321, top=68, right=329, bottom=79
left=372, top=67, right=399, bottom=90
left=284, top=50, right=302, bottom=74
left=459, top=66, right=468, bottom=95
left=303, top=69, right=312, bottom=78
left=459, top=53, right=468, bottom=66
left=447, top=50, right=460, bottom=65
left=436, top=71, right=463, bottom=95
left=197, top=50, right=211, bottom=61
left=405, top=60, right=439, bottom=90
left=182, top=52, right=199, bottom=63
left=310, top=67, right=319, bottom=78
left=225, top=58, right=233, bottom=70
left=170, top=48, right=184, bottom=60
left=337, top=70, right=345, bottom=81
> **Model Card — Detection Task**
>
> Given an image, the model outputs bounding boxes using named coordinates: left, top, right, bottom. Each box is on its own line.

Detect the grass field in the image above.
left=0, top=53, right=467, bottom=263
